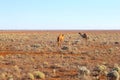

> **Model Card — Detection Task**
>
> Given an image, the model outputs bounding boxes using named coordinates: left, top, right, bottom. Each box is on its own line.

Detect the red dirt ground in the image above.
left=0, top=30, right=120, bottom=80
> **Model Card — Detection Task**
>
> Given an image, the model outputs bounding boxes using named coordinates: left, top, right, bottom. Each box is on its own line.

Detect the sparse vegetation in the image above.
left=0, top=30, right=120, bottom=80
left=28, top=73, right=34, bottom=80
left=107, top=70, right=120, bottom=80
left=33, top=71, right=45, bottom=79
left=78, top=66, right=91, bottom=80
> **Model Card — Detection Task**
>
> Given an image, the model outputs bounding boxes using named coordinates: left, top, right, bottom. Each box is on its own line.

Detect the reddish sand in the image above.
left=0, top=30, right=120, bottom=80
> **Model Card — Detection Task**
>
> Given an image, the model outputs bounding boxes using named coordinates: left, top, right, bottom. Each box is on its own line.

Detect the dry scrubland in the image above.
left=0, top=30, right=120, bottom=80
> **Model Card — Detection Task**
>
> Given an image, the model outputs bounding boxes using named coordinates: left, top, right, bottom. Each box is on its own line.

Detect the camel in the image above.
left=78, top=32, right=88, bottom=40
left=57, top=34, right=64, bottom=47
left=78, top=32, right=88, bottom=45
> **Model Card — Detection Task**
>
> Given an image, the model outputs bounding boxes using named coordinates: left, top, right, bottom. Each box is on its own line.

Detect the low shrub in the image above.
left=33, top=71, right=45, bottom=79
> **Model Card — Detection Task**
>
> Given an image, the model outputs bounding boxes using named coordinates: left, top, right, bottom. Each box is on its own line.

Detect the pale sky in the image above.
left=0, top=0, right=120, bottom=30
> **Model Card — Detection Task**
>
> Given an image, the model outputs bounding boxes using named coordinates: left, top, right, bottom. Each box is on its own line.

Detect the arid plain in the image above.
left=0, top=30, right=120, bottom=80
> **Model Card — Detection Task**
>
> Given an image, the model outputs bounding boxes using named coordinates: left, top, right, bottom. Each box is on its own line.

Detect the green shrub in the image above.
left=113, top=64, right=120, bottom=73
left=107, top=70, right=119, bottom=80
left=33, top=71, right=45, bottom=79
left=95, top=64, right=107, bottom=73
left=28, top=73, right=34, bottom=80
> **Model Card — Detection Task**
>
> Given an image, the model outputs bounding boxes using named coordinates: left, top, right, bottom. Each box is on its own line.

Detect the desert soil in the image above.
left=0, top=30, right=120, bottom=80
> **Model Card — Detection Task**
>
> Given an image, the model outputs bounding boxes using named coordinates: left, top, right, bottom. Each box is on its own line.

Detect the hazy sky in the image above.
left=0, top=0, right=120, bottom=30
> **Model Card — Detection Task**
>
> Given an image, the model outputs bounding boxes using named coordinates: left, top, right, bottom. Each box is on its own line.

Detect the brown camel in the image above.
left=78, top=32, right=88, bottom=40
left=78, top=32, right=88, bottom=45
left=57, top=34, right=64, bottom=47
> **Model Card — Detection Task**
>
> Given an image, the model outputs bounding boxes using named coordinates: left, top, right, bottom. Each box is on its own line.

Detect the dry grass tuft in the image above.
left=33, top=71, right=45, bottom=79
